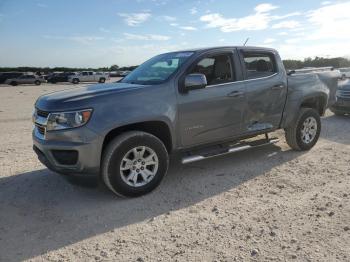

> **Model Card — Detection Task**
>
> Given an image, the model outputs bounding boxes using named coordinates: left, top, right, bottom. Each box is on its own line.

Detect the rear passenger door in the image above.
left=87, top=72, right=95, bottom=81
left=178, top=50, right=246, bottom=147
left=17, top=75, right=27, bottom=84
left=20, top=75, right=35, bottom=84
left=239, top=50, right=287, bottom=133
left=80, top=72, right=89, bottom=81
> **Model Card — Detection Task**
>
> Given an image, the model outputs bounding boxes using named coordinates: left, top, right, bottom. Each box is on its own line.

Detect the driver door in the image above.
left=177, top=51, right=246, bottom=147
left=87, top=72, right=94, bottom=81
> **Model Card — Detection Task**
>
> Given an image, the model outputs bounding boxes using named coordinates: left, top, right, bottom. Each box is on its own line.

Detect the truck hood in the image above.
left=35, top=82, right=145, bottom=111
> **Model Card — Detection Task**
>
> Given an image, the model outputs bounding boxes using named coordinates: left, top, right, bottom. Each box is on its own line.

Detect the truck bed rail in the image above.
left=288, top=67, right=334, bottom=76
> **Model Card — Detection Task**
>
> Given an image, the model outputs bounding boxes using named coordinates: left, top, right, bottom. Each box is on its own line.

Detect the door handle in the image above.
left=227, top=91, right=244, bottom=97
left=271, top=84, right=285, bottom=90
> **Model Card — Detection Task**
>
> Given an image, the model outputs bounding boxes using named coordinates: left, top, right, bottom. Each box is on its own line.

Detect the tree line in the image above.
left=1, top=57, right=350, bottom=73
left=283, top=57, right=350, bottom=70
left=0, top=64, right=138, bottom=73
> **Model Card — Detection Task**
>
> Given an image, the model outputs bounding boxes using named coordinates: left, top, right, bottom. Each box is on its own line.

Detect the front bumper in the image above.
left=330, top=97, right=350, bottom=113
left=32, top=128, right=103, bottom=176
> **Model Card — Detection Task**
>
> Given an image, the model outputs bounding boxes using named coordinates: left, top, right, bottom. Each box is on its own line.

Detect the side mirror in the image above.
left=184, top=73, right=207, bottom=91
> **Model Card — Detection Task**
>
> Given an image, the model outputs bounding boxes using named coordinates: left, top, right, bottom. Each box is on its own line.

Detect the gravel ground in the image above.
left=0, top=82, right=349, bottom=262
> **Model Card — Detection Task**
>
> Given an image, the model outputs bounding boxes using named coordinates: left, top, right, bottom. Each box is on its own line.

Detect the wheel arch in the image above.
left=281, top=93, right=328, bottom=128
left=101, top=120, right=173, bottom=157
left=300, top=94, right=327, bottom=116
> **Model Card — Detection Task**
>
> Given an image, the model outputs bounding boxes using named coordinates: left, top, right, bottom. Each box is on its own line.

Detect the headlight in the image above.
left=46, top=109, right=92, bottom=131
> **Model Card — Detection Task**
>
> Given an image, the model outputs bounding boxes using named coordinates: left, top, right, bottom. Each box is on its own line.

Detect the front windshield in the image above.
left=121, top=51, right=194, bottom=85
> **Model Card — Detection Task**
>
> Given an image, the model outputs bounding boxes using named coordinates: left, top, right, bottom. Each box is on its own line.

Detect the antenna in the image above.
left=243, top=37, right=249, bottom=46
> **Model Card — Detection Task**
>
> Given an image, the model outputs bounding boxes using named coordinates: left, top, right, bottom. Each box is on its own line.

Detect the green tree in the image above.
left=110, top=65, right=119, bottom=71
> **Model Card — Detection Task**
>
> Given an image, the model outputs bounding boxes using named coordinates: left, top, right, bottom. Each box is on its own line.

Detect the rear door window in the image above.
left=243, top=52, right=277, bottom=79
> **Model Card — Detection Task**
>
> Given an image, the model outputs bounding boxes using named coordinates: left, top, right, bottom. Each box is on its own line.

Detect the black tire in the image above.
left=10, top=81, right=18, bottom=86
left=99, top=78, right=106, bottom=83
left=102, top=131, right=169, bottom=197
left=285, top=108, right=321, bottom=151
left=34, top=80, right=41, bottom=85
left=72, top=78, right=79, bottom=84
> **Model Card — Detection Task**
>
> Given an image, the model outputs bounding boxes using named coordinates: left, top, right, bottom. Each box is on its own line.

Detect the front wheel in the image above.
left=99, top=78, right=106, bottom=83
left=72, top=78, right=79, bottom=84
left=102, top=131, right=169, bottom=197
left=34, top=80, right=41, bottom=85
left=285, top=108, right=321, bottom=151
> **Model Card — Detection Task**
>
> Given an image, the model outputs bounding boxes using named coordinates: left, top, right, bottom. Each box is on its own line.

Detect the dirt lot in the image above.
left=0, top=81, right=349, bottom=262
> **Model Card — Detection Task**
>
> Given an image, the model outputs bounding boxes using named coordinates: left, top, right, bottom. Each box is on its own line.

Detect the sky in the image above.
left=0, top=0, right=350, bottom=67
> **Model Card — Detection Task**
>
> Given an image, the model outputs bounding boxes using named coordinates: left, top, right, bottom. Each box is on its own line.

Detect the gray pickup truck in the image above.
left=33, top=46, right=339, bottom=197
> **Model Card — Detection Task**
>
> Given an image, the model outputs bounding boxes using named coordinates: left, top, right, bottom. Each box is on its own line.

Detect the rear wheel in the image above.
left=72, top=78, right=79, bottom=84
left=34, top=80, right=41, bottom=85
left=285, top=108, right=321, bottom=151
left=10, top=81, right=17, bottom=86
left=99, top=78, right=106, bottom=83
left=102, top=131, right=169, bottom=197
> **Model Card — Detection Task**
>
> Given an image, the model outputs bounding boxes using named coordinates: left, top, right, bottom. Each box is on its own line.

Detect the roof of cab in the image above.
left=176, top=46, right=278, bottom=54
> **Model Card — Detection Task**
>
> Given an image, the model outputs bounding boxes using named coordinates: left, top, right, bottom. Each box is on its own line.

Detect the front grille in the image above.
left=339, top=90, right=350, bottom=98
left=36, top=108, right=49, bottom=118
left=36, top=124, right=46, bottom=135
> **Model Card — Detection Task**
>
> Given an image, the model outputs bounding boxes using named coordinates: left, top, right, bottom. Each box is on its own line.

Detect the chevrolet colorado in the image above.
left=33, top=46, right=339, bottom=197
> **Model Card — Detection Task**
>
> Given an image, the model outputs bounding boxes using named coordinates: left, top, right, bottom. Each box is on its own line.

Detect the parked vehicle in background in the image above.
left=330, top=79, right=350, bottom=115
left=109, top=71, right=119, bottom=77
left=339, top=67, right=350, bottom=79
left=0, top=72, right=23, bottom=84
left=107, top=71, right=132, bottom=77
left=33, top=46, right=338, bottom=197
left=119, top=70, right=131, bottom=77
left=5, top=74, right=46, bottom=86
left=47, top=72, right=76, bottom=83
left=35, top=72, right=49, bottom=80
left=68, top=71, right=109, bottom=84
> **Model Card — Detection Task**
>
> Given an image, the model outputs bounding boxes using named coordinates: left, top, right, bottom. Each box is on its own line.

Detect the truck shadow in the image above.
left=0, top=143, right=306, bottom=261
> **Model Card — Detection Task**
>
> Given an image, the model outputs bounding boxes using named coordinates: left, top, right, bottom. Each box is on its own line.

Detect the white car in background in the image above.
left=339, top=68, right=350, bottom=79
left=68, top=71, right=110, bottom=84
left=119, top=70, right=131, bottom=77
left=5, top=74, right=47, bottom=86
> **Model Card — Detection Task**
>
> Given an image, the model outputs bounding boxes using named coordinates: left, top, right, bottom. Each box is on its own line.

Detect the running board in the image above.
left=181, top=137, right=279, bottom=164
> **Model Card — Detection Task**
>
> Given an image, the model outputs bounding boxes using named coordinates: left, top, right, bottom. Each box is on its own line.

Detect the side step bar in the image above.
left=181, top=137, right=279, bottom=164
